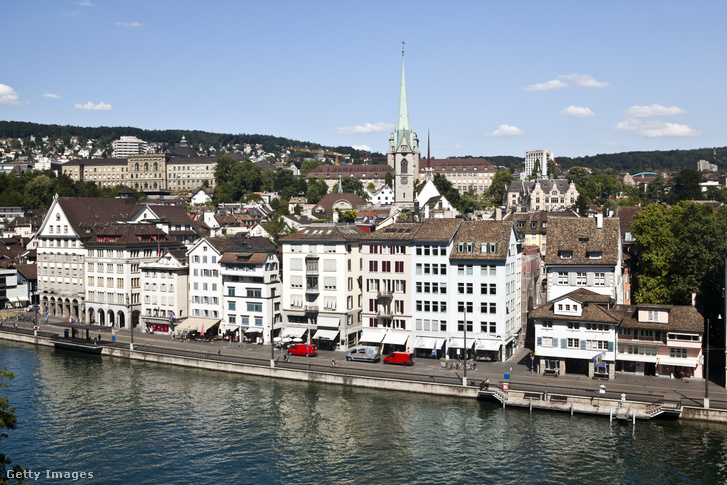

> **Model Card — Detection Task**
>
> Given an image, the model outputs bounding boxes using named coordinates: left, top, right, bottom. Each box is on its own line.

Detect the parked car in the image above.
left=287, top=344, right=317, bottom=357
left=346, top=346, right=381, bottom=363
left=383, top=351, right=414, bottom=366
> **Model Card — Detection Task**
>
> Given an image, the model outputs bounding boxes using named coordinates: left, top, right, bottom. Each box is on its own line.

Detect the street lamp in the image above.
left=463, top=306, right=468, bottom=386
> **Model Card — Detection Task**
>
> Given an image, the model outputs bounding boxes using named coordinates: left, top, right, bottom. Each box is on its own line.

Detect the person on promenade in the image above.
left=331, top=358, right=337, bottom=367
left=283, top=352, right=290, bottom=363
left=554, top=368, right=559, bottom=378
left=485, top=378, right=490, bottom=390
left=217, top=348, right=221, bottom=356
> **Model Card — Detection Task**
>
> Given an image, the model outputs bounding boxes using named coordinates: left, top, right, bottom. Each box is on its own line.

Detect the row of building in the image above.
left=33, top=194, right=704, bottom=381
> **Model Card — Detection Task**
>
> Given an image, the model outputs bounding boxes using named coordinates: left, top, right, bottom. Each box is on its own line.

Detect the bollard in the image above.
left=610, top=408, right=613, bottom=424
left=571, top=402, right=574, bottom=416
left=529, top=397, right=532, bottom=414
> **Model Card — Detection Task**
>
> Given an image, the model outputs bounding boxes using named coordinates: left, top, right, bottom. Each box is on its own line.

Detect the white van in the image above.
left=345, top=346, right=381, bottom=363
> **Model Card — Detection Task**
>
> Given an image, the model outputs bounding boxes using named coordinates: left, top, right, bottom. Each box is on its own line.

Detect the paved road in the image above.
left=12, top=316, right=727, bottom=406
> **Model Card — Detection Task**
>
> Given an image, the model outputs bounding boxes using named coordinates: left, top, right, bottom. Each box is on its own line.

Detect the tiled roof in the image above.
left=62, top=158, right=127, bottom=167
left=219, top=252, right=268, bottom=264
left=422, top=158, right=495, bottom=172
left=57, top=197, right=138, bottom=236
left=450, top=221, right=514, bottom=261
left=86, top=224, right=181, bottom=248
left=412, top=218, right=462, bottom=243
left=544, top=217, right=620, bottom=266
left=205, top=236, right=275, bottom=253
left=616, top=305, right=704, bottom=333
left=615, top=206, right=642, bottom=236
left=530, top=289, right=621, bottom=323
left=14, top=263, right=37, bottom=281
left=305, top=164, right=393, bottom=179
left=281, top=225, right=366, bottom=242
left=312, top=193, right=368, bottom=216
left=363, top=223, right=422, bottom=241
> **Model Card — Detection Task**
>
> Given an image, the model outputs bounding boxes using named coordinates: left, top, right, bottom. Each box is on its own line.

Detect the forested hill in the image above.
left=1, top=120, right=724, bottom=173
left=555, top=147, right=727, bottom=173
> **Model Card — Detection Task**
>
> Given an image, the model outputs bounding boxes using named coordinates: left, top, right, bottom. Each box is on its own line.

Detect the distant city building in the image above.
left=420, top=158, right=497, bottom=194
left=523, top=149, right=554, bottom=180
left=111, top=136, right=148, bottom=158
left=697, top=159, right=718, bottom=172
left=505, top=179, right=579, bottom=212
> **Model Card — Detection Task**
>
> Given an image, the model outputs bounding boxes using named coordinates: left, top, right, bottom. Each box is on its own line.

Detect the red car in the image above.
left=383, top=351, right=414, bottom=366
left=287, top=344, right=317, bottom=357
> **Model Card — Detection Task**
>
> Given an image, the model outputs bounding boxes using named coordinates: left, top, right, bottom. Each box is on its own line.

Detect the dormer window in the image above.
left=559, top=250, right=573, bottom=259
left=588, top=251, right=602, bottom=259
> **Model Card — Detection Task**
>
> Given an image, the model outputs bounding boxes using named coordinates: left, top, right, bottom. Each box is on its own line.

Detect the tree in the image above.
left=1, top=369, right=28, bottom=484
left=341, top=176, right=366, bottom=198
left=531, top=159, right=541, bottom=180
left=264, top=213, right=294, bottom=246
left=336, top=209, right=357, bottom=222
left=433, top=173, right=453, bottom=196
left=352, top=150, right=362, bottom=165
left=632, top=204, right=674, bottom=304
left=574, top=194, right=590, bottom=217
left=670, top=168, right=702, bottom=202
left=300, top=159, right=323, bottom=177
left=566, top=167, right=590, bottom=189
left=486, top=170, right=514, bottom=205
left=645, top=174, right=665, bottom=203
left=384, top=171, right=393, bottom=189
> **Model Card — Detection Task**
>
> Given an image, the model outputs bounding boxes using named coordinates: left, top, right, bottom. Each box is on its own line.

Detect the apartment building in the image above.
left=84, top=224, right=185, bottom=329
left=523, top=149, right=554, bottom=180
left=531, top=289, right=620, bottom=379
left=545, top=215, right=623, bottom=304
left=360, top=223, right=421, bottom=354
left=139, top=250, right=189, bottom=333
left=219, top=237, right=281, bottom=345
left=280, top=225, right=365, bottom=351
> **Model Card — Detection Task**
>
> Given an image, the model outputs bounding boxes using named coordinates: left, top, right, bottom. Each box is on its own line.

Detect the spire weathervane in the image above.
left=402, top=41, right=405, bottom=55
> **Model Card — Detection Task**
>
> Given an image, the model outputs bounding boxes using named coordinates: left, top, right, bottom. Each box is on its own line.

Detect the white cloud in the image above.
left=624, top=104, right=686, bottom=118
left=351, top=144, right=372, bottom=151
left=116, top=22, right=142, bottom=28
left=524, top=74, right=609, bottom=91
left=523, top=79, right=567, bottom=92
left=75, top=101, right=112, bottom=111
left=0, top=84, right=21, bottom=105
left=559, top=74, right=610, bottom=88
left=42, top=93, right=62, bottom=99
left=77, top=0, right=94, bottom=6
left=437, top=144, right=462, bottom=150
left=560, top=105, right=595, bottom=117
left=334, top=122, right=393, bottom=135
left=614, top=119, right=697, bottom=137
left=487, top=124, right=524, bottom=136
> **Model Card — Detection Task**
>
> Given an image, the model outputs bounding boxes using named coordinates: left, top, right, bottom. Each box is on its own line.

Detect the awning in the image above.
left=475, top=339, right=501, bottom=351
left=657, top=357, right=698, bottom=368
left=360, top=328, right=387, bottom=344
left=383, top=331, right=409, bottom=346
left=317, top=316, right=340, bottom=328
left=448, top=338, right=476, bottom=349
left=312, top=329, right=339, bottom=340
left=175, top=317, right=220, bottom=333
left=219, top=322, right=241, bottom=333
left=245, top=327, right=263, bottom=334
left=282, top=327, right=307, bottom=339
left=414, top=337, right=446, bottom=350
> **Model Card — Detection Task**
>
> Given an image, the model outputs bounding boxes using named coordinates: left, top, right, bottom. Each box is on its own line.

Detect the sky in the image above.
left=1, top=0, right=726, bottom=159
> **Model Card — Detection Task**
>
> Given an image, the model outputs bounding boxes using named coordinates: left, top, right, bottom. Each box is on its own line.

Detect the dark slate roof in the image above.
left=57, top=197, right=138, bottom=236
left=305, top=164, right=393, bottom=179
left=166, top=156, right=218, bottom=165
left=450, top=221, right=514, bottom=261
left=168, top=146, right=198, bottom=157
left=616, top=305, right=704, bottom=333
left=412, top=218, right=462, bottom=243
left=615, top=206, right=642, bottom=238
left=205, top=235, right=275, bottom=253
left=512, top=211, right=577, bottom=236
left=281, top=225, right=366, bottom=242
left=422, top=158, right=495, bottom=172
left=85, top=224, right=182, bottom=249
left=14, top=263, right=37, bottom=281
left=544, top=217, right=620, bottom=266
left=363, top=223, right=422, bottom=242
left=62, top=158, right=127, bottom=167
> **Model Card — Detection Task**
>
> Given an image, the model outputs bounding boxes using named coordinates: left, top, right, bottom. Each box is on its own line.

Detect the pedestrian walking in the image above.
left=485, top=377, right=490, bottom=390
left=217, top=348, right=221, bottom=356
left=331, top=358, right=337, bottom=367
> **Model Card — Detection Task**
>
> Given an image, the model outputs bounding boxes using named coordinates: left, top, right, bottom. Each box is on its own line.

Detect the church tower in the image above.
left=388, top=44, right=419, bottom=207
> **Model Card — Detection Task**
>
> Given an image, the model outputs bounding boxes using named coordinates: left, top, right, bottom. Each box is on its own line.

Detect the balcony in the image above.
left=304, top=305, right=318, bottom=314
left=377, top=306, right=393, bottom=318
left=305, top=285, right=319, bottom=295
left=377, top=290, right=393, bottom=300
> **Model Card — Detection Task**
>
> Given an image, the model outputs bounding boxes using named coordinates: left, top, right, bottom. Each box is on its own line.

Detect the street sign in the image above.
left=504, top=373, right=510, bottom=380
left=599, top=385, right=606, bottom=394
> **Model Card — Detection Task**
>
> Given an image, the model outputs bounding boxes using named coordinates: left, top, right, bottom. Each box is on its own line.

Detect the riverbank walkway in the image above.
left=4, top=315, right=726, bottom=413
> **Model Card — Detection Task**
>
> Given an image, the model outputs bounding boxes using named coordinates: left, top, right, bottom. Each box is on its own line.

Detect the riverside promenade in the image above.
left=2, top=315, right=727, bottom=422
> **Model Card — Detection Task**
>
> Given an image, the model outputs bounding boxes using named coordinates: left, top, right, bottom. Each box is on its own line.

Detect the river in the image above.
left=1, top=341, right=726, bottom=484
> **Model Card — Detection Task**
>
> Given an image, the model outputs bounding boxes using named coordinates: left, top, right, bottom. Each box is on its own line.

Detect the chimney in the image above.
left=495, top=207, right=502, bottom=221
left=596, top=213, right=603, bottom=229
left=692, top=292, right=697, bottom=307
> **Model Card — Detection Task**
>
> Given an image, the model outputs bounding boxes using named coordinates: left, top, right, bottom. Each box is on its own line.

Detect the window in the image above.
left=595, top=273, right=605, bottom=286
left=247, top=303, right=263, bottom=312
left=567, top=322, right=580, bottom=329
left=669, top=348, right=689, bottom=358
left=558, top=272, right=568, bottom=285
left=228, top=287, right=236, bottom=297
left=228, top=301, right=236, bottom=311
left=567, top=338, right=580, bottom=348
left=577, top=272, right=587, bottom=286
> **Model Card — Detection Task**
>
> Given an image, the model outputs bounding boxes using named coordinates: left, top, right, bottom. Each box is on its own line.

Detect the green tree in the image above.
left=300, top=159, right=323, bottom=177
left=336, top=209, right=357, bottom=222
left=264, top=213, right=294, bottom=246
left=574, top=194, right=590, bottom=217
left=487, top=170, right=514, bottom=205
left=566, top=166, right=590, bottom=189
left=632, top=204, right=674, bottom=304
left=433, top=173, right=453, bottom=196
left=645, top=174, right=665, bottom=203
left=352, top=150, right=362, bottom=165
left=341, top=176, right=366, bottom=198
left=670, top=168, right=702, bottom=202
left=384, top=171, right=393, bottom=188
left=531, top=159, right=541, bottom=180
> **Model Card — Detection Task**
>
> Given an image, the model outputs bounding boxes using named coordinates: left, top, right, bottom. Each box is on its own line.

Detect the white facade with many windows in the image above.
left=187, top=239, right=224, bottom=323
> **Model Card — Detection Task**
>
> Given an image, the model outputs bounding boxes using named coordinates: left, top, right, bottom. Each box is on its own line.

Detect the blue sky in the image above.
left=1, top=0, right=725, bottom=159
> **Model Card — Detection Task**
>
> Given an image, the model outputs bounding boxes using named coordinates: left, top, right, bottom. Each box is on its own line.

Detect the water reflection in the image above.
left=1, top=341, right=726, bottom=484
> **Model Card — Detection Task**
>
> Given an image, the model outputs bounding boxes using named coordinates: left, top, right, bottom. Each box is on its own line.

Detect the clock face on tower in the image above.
left=401, top=177, right=408, bottom=185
